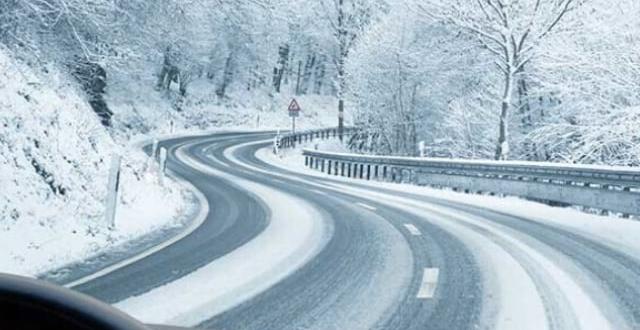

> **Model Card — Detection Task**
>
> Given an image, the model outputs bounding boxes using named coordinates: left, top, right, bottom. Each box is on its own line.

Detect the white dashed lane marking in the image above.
left=403, top=224, right=422, bottom=236
left=356, top=202, right=377, bottom=211
left=417, top=268, right=440, bottom=299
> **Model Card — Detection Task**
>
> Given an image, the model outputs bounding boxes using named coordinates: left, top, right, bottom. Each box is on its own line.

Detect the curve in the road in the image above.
left=199, top=139, right=483, bottom=330
left=66, top=131, right=640, bottom=330
left=245, top=138, right=640, bottom=329
left=73, top=133, right=271, bottom=303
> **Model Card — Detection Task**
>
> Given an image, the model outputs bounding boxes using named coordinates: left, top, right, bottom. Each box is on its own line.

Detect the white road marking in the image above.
left=356, top=202, right=377, bottom=211
left=205, top=154, right=230, bottom=168
left=417, top=268, right=440, bottom=299
left=403, top=224, right=422, bottom=236
left=312, top=189, right=328, bottom=196
left=64, top=142, right=210, bottom=288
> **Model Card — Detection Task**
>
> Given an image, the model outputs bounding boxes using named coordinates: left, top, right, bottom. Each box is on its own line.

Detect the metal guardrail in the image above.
left=277, top=127, right=357, bottom=149
left=302, top=149, right=640, bottom=217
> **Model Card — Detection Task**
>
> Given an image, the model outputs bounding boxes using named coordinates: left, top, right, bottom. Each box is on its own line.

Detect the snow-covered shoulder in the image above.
left=0, top=49, right=192, bottom=277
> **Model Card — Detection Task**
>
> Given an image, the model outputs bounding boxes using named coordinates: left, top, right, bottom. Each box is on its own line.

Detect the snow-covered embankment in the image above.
left=0, top=50, right=190, bottom=276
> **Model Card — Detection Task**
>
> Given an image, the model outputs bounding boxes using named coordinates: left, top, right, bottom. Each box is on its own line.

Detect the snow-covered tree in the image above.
left=312, top=0, right=387, bottom=138
left=419, top=0, right=583, bottom=160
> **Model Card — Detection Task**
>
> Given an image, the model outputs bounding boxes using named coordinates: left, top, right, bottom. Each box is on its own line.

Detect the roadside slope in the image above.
left=0, top=49, right=188, bottom=277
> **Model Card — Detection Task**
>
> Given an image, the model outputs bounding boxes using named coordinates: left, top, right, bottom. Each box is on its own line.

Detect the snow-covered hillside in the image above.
left=106, top=71, right=342, bottom=137
left=0, top=49, right=188, bottom=276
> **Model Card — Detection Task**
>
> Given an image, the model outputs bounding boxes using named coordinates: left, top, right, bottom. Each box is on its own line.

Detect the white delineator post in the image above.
left=105, top=154, right=122, bottom=229
left=159, top=147, right=168, bottom=186
left=148, top=139, right=159, bottom=169
left=273, top=132, right=280, bottom=156
left=152, top=139, right=159, bottom=159
left=418, top=141, right=426, bottom=157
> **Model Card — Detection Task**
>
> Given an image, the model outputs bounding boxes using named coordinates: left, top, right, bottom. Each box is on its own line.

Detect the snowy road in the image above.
left=72, top=132, right=640, bottom=329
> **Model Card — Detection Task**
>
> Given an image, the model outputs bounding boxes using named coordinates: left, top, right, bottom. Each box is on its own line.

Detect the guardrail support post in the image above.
left=366, top=165, right=371, bottom=180
left=623, top=187, right=632, bottom=218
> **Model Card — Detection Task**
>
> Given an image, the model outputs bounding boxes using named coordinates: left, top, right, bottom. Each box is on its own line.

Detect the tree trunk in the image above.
left=217, top=53, right=234, bottom=98
left=495, top=70, right=513, bottom=160
left=337, top=51, right=346, bottom=140
left=313, top=56, right=325, bottom=94
left=337, top=0, right=346, bottom=140
left=338, top=98, right=344, bottom=140
left=301, top=54, right=316, bottom=94
left=295, top=60, right=302, bottom=95
left=273, top=44, right=289, bottom=93
left=518, top=77, right=531, bottom=127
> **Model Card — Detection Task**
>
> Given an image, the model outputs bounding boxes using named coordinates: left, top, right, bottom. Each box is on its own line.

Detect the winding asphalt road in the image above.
left=67, top=131, right=640, bottom=330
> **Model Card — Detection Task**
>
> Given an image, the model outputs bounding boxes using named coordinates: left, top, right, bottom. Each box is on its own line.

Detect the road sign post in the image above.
left=288, top=98, right=301, bottom=135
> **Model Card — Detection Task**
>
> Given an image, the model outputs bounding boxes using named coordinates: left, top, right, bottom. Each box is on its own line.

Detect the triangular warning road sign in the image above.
left=288, top=98, right=301, bottom=112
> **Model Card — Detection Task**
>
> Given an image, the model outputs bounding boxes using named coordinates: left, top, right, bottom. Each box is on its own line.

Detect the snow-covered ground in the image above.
left=261, top=141, right=640, bottom=259
left=106, top=72, right=343, bottom=138
left=0, top=50, right=191, bottom=276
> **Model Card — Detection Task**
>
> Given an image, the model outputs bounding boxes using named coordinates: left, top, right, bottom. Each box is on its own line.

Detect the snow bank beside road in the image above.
left=0, top=50, right=189, bottom=276
left=263, top=144, right=640, bottom=259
